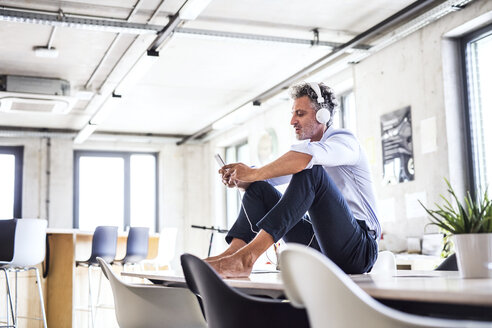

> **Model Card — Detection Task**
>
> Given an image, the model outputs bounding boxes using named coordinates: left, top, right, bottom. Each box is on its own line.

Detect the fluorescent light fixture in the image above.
left=212, top=102, right=261, bottom=130
left=179, top=0, right=212, bottom=20
left=73, top=123, right=97, bottom=144
left=89, top=93, right=122, bottom=125
left=114, top=52, right=159, bottom=95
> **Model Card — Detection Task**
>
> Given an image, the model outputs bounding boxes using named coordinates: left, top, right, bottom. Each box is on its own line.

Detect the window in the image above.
left=334, top=91, right=357, bottom=133
left=74, top=151, right=158, bottom=232
left=224, top=141, right=249, bottom=229
left=0, top=146, right=23, bottom=219
left=462, top=23, right=492, bottom=197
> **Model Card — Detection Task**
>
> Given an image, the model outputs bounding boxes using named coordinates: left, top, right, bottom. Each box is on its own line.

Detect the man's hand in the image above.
left=220, top=163, right=259, bottom=182
left=219, top=164, right=252, bottom=190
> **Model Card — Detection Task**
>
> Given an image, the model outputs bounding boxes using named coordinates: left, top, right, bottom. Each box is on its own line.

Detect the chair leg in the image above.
left=1, top=268, right=15, bottom=328
left=88, top=266, right=95, bottom=328
left=94, top=268, right=103, bottom=324
left=14, top=271, right=17, bottom=327
left=32, top=267, right=48, bottom=328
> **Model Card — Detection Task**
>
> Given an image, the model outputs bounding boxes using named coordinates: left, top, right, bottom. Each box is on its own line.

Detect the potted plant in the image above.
left=420, top=179, right=492, bottom=278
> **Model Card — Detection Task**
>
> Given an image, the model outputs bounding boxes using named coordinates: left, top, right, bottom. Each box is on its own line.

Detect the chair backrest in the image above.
left=87, top=226, right=118, bottom=264
left=123, top=226, right=149, bottom=264
left=10, top=219, right=47, bottom=267
left=155, top=227, right=178, bottom=265
left=97, top=257, right=206, bottom=328
left=0, top=219, right=17, bottom=262
left=279, top=244, right=485, bottom=328
left=180, top=253, right=309, bottom=328
left=371, top=250, right=396, bottom=274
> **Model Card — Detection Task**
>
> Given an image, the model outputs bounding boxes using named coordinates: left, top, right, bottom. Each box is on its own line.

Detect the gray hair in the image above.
left=289, top=82, right=338, bottom=126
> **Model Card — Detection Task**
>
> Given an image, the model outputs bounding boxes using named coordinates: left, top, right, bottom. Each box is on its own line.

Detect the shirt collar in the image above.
left=321, top=125, right=335, bottom=142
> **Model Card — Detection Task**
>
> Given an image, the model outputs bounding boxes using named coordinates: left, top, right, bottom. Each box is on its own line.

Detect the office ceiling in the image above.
left=0, top=0, right=438, bottom=143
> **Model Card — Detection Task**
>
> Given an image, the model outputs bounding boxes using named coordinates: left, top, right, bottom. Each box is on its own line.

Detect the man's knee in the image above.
left=246, top=180, right=272, bottom=194
left=245, top=181, right=281, bottom=204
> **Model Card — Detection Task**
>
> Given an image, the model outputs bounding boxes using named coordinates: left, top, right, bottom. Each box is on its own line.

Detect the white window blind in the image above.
left=464, top=27, right=492, bottom=196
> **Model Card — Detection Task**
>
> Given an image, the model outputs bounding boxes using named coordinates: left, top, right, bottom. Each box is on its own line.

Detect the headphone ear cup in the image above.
left=316, top=108, right=331, bottom=124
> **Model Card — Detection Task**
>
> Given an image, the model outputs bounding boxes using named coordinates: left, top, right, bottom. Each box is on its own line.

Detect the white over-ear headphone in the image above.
left=308, top=82, right=331, bottom=124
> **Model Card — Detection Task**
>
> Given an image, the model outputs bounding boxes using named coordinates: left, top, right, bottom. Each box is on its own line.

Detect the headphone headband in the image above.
left=307, top=82, right=331, bottom=125
left=308, top=82, right=324, bottom=105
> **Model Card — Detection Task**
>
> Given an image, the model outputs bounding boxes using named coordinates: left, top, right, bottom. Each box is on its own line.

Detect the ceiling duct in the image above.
left=0, top=75, right=76, bottom=114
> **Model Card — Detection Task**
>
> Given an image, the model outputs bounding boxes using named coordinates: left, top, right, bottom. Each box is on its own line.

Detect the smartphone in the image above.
left=214, top=153, right=226, bottom=167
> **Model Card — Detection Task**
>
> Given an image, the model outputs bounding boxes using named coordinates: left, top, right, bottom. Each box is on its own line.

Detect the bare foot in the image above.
left=204, top=254, right=224, bottom=262
left=204, top=238, right=247, bottom=263
left=204, top=249, right=238, bottom=262
left=208, top=252, right=253, bottom=278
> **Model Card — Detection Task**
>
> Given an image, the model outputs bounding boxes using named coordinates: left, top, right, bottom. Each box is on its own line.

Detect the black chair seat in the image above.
left=180, top=253, right=310, bottom=328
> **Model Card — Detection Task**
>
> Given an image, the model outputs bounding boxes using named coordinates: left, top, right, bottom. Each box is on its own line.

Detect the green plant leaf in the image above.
left=420, top=179, right=492, bottom=234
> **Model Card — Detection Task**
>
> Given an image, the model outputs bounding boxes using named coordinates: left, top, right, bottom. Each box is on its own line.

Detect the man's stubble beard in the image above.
left=295, top=120, right=319, bottom=140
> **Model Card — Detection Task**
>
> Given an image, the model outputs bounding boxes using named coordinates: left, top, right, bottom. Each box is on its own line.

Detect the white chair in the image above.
left=0, top=219, right=48, bottom=328
left=96, top=257, right=207, bottom=328
left=279, top=244, right=491, bottom=328
left=141, top=227, right=178, bottom=271
left=371, top=250, right=397, bottom=274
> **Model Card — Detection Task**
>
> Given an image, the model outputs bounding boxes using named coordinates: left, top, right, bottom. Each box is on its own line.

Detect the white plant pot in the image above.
left=454, top=233, right=492, bottom=278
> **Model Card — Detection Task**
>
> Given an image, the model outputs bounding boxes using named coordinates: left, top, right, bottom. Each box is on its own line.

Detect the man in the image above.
left=209, top=82, right=380, bottom=278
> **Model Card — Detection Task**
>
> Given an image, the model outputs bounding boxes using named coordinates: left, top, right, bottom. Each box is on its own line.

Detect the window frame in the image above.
left=73, top=150, right=159, bottom=231
left=0, top=146, right=23, bottom=218
left=335, top=90, right=356, bottom=132
left=460, top=22, right=492, bottom=198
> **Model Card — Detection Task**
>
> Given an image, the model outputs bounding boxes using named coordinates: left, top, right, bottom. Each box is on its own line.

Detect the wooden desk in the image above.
left=351, top=271, right=492, bottom=306
left=123, top=269, right=285, bottom=298
left=46, top=229, right=159, bottom=328
left=122, top=270, right=492, bottom=320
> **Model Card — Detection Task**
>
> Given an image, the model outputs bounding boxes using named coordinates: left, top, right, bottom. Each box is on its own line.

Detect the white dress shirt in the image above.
left=267, top=126, right=381, bottom=239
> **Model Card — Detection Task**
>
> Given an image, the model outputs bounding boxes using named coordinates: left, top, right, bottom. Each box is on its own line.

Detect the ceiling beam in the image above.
left=174, top=27, right=371, bottom=49
left=248, top=0, right=441, bottom=106
left=147, top=13, right=182, bottom=52
left=176, top=0, right=442, bottom=146
left=0, top=126, right=188, bottom=143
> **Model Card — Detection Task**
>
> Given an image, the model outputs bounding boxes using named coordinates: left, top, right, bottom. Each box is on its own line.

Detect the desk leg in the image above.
left=47, top=234, right=75, bottom=328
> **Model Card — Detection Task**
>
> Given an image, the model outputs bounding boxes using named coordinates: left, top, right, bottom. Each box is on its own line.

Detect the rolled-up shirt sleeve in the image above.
left=290, top=132, right=360, bottom=168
